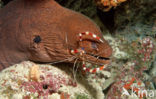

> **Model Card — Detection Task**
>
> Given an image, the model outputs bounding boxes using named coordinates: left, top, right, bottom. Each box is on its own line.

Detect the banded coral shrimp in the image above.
left=42, top=31, right=112, bottom=83
left=70, top=31, right=111, bottom=74
left=66, top=32, right=111, bottom=83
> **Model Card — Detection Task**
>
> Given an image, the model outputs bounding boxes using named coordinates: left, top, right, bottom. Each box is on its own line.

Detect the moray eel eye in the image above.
left=33, top=35, right=41, bottom=43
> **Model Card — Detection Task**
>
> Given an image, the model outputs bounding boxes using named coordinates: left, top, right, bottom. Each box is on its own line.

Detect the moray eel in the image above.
left=0, top=0, right=112, bottom=71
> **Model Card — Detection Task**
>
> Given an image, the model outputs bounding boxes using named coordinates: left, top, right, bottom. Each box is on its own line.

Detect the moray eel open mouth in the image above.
left=81, top=53, right=111, bottom=65
left=86, top=53, right=110, bottom=60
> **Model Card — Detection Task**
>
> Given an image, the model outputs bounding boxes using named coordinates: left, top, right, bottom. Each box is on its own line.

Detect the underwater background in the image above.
left=0, top=0, right=156, bottom=99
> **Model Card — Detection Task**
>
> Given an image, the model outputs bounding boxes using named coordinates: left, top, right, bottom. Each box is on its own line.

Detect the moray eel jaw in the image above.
left=84, top=53, right=111, bottom=65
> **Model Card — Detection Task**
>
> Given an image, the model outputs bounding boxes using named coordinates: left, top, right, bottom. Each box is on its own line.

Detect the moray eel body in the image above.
left=0, top=0, right=112, bottom=71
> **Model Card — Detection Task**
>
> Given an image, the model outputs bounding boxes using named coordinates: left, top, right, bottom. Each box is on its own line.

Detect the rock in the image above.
left=114, top=0, right=156, bottom=36
left=48, top=93, right=60, bottom=99
left=0, top=0, right=3, bottom=8
left=11, top=94, right=23, bottom=99
left=0, top=61, right=92, bottom=99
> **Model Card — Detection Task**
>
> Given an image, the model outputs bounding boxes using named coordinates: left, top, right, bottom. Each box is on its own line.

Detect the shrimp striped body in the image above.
left=70, top=32, right=110, bottom=73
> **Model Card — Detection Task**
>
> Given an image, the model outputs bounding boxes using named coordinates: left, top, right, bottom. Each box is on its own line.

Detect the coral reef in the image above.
left=0, top=61, right=92, bottom=99
left=114, top=0, right=156, bottom=34
left=103, top=34, right=156, bottom=99
left=0, top=61, right=114, bottom=99
left=94, top=0, right=127, bottom=11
